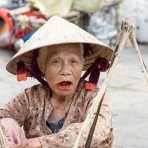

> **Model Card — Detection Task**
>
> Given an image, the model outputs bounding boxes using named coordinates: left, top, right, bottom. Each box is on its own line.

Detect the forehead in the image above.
left=46, top=44, right=82, bottom=58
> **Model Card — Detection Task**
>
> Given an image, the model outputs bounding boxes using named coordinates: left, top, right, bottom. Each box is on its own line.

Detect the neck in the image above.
left=51, top=93, right=73, bottom=109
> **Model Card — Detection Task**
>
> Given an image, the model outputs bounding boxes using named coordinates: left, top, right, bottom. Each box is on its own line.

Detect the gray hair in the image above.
left=80, top=43, right=84, bottom=62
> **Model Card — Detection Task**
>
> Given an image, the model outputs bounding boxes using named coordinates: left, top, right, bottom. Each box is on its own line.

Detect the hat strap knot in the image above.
left=81, top=57, right=109, bottom=91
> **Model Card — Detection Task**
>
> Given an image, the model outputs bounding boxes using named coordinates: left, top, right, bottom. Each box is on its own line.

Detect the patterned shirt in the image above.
left=0, top=82, right=113, bottom=148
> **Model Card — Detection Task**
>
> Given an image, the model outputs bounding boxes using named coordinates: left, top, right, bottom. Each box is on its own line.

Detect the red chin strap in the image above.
left=16, top=61, right=28, bottom=81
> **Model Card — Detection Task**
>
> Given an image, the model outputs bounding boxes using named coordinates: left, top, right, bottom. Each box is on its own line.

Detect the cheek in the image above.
left=73, top=65, right=83, bottom=81
left=45, top=66, right=58, bottom=84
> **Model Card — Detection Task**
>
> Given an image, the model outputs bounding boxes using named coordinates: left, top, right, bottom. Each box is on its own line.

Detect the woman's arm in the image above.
left=37, top=94, right=112, bottom=148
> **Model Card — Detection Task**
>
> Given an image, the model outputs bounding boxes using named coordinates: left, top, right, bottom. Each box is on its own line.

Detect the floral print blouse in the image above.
left=0, top=82, right=113, bottom=148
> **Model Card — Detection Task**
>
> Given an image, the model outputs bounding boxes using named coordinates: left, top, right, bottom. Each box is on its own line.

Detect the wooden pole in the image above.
left=73, top=21, right=133, bottom=148
left=129, top=32, right=148, bottom=84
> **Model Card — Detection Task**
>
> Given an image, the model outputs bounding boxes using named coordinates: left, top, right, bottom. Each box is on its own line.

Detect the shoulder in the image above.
left=24, top=84, right=49, bottom=95
left=18, top=84, right=51, bottom=103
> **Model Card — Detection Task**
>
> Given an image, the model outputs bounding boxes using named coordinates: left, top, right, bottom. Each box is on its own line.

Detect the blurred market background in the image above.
left=0, top=0, right=148, bottom=147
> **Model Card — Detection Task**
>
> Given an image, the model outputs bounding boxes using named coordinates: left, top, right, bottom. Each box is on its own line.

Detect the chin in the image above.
left=56, top=90, right=75, bottom=97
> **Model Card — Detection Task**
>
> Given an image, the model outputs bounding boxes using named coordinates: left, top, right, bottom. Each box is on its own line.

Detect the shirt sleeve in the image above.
left=0, top=89, right=30, bottom=126
left=38, top=93, right=113, bottom=148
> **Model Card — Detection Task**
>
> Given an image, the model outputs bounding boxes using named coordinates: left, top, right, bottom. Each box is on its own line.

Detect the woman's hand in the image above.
left=9, top=138, right=42, bottom=148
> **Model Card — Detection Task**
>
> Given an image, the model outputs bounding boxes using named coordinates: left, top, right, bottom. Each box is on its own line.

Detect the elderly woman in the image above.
left=0, top=16, right=113, bottom=148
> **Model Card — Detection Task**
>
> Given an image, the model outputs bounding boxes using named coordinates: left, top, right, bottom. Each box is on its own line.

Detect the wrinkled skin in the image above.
left=44, top=43, right=84, bottom=124
left=0, top=44, right=84, bottom=148
left=45, top=43, right=83, bottom=98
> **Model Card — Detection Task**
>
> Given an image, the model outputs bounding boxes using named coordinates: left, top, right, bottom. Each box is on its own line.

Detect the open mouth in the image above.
left=57, top=81, right=73, bottom=90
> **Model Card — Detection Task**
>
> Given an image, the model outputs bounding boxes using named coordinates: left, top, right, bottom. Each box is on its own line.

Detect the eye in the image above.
left=71, top=59, right=78, bottom=64
left=49, top=58, right=61, bottom=65
left=51, top=60, right=58, bottom=63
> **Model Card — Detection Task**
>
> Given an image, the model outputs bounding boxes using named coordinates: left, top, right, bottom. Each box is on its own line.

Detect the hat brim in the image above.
left=6, top=16, right=113, bottom=76
left=6, top=42, right=113, bottom=76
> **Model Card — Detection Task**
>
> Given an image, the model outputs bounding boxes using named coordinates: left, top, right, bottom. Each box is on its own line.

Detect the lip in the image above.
left=56, top=81, right=73, bottom=91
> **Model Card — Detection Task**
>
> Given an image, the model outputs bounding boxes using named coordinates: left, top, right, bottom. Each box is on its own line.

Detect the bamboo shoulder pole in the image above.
left=73, top=21, right=133, bottom=148
left=129, top=32, right=148, bottom=84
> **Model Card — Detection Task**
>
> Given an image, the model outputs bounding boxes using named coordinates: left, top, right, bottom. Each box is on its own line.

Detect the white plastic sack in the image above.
left=87, top=6, right=117, bottom=46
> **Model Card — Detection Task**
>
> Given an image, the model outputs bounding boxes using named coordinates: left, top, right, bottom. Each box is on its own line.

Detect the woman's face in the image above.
left=44, top=44, right=83, bottom=97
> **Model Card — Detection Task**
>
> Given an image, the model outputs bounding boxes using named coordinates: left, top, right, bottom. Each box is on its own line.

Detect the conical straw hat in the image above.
left=6, top=16, right=113, bottom=76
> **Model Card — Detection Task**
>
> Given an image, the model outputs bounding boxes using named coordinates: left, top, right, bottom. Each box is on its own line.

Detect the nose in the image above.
left=60, top=61, right=72, bottom=76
